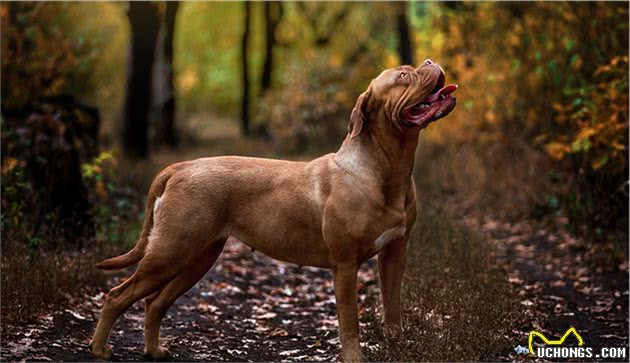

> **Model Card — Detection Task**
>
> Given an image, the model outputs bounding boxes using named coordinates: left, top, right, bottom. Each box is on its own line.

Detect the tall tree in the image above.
left=261, top=2, right=283, bottom=92
left=396, top=3, right=414, bottom=65
left=123, top=1, right=161, bottom=158
left=153, top=1, right=179, bottom=148
left=240, top=1, right=251, bottom=136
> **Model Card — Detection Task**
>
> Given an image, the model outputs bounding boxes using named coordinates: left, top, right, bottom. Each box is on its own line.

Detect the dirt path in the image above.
left=2, top=220, right=627, bottom=362
left=471, top=217, right=629, bottom=358
left=1, top=239, right=381, bottom=362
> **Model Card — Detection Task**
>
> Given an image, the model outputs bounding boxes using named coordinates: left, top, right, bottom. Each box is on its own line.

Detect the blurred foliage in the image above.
left=426, top=2, right=628, bottom=230
left=2, top=3, right=114, bottom=108
left=1, top=101, right=97, bottom=247
left=1, top=96, right=140, bottom=249
left=550, top=63, right=628, bottom=167
left=81, top=150, right=144, bottom=247
left=545, top=56, right=628, bottom=227
left=175, top=2, right=249, bottom=116
left=2, top=145, right=142, bottom=250
left=174, top=2, right=392, bottom=123
left=546, top=55, right=628, bottom=170
left=254, top=53, right=373, bottom=152
left=0, top=2, right=127, bottom=137
left=252, top=2, right=407, bottom=148
left=1, top=1, right=628, bottom=236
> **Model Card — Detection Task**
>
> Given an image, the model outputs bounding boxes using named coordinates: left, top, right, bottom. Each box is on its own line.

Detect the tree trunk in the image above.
left=154, top=1, right=179, bottom=148
left=123, top=1, right=161, bottom=158
left=397, top=4, right=414, bottom=66
left=241, top=1, right=251, bottom=136
left=261, top=2, right=283, bottom=92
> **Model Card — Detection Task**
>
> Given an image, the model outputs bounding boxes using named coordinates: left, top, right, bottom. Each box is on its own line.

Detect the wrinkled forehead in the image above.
left=370, top=63, right=444, bottom=98
left=372, top=66, right=414, bottom=87
left=370, top=65, right=418, bottom=94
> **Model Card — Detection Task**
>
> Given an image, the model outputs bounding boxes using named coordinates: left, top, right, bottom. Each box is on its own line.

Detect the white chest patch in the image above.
left=374, top=224, right=407, bottom=251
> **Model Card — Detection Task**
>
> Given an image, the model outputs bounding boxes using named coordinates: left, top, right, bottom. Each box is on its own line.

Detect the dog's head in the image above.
left=348, top=59, right=457, bottom=138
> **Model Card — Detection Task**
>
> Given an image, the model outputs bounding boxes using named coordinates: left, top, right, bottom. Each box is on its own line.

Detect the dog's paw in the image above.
left=90, top=342, right=113, bottom=360
left=145, top=346, right=171, bottom=361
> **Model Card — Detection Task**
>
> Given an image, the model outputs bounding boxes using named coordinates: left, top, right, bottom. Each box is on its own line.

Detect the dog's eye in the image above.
left=398, top=72, right=408, bottom=81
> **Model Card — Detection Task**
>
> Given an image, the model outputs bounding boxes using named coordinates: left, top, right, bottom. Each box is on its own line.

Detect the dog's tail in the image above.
left=95, top=167, right=175, bottom=270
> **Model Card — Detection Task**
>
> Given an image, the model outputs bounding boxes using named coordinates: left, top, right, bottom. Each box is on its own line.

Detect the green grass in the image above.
left=364, top=210, right=523, bottom=361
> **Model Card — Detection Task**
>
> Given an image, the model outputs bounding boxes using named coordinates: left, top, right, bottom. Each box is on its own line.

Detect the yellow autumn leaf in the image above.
left=1, top=157, right=21, bottom=175
left=575, top=127, right=597, bottom=141
left=611, top=141, right=626, bottom=151
left=545, top=142, right=571, bottom=160
left=552, top=102, right=565, bottom=112
left=591, top=155, right=609, bottom=170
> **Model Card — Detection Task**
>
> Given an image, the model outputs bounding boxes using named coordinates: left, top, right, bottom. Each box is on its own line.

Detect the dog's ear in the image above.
left=348, top=88, right=371, bottom=139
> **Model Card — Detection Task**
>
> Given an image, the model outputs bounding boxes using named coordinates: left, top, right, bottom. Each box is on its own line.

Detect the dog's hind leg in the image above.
left=90, top=249, right=191, bottom=359
left=143, top=237, right=227, bottom=359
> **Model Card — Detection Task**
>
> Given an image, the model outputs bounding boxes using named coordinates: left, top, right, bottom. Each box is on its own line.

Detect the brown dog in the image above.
left=90, top=60, right=457, bottom=361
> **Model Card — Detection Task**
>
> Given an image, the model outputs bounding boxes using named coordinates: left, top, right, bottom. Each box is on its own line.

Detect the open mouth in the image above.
left=401, top=72, right=458, bottom=128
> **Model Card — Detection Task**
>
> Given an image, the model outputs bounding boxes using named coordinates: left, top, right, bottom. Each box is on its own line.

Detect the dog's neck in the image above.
left=335, top=125, right=419, bottom=207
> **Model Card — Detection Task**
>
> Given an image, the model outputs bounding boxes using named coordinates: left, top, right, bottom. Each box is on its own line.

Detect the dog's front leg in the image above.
left=378, top=236, right=408, bottom=328
left=333, top=265, right=364, bottom=362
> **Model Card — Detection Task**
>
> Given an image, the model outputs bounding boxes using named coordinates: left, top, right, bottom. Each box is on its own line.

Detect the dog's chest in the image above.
left=354, top=208, right=408, bottom=259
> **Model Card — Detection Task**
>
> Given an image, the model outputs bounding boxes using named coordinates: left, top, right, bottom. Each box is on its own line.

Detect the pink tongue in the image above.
left=425, top=84, right=458, bottom=103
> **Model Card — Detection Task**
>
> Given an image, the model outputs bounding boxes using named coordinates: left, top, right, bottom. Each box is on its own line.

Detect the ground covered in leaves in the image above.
left=2, top=239, right=359, bottom=362
left=2, top=211, right=522, bottom=362
left=476, top=217, right=629, bottom=358
left=1, top=214, right=628, bottom=362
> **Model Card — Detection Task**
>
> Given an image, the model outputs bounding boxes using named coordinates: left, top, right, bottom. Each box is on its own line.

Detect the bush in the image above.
left=1, top=145, right=143, bottom=324
left=544, top=56, right=628, bottom=230
left=423, top=2, right=629, bottom=233
left=1, top=3, right=101, bottom=110
left=1, top=99, right=99, bottom=247
left=81, top=150, right=144, bottom=247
